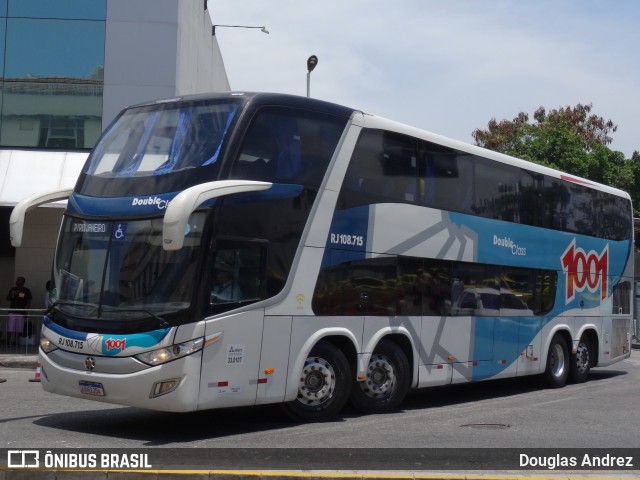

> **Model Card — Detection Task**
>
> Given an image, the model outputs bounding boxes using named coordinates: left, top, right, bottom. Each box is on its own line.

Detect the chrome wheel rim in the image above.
left=360, top=354, right=396, bottom=399
left=575, top=342, right=590, bottom=374
left=550, top=343, right=566, bottom=378
left=296, top=356, right=336, bottom=406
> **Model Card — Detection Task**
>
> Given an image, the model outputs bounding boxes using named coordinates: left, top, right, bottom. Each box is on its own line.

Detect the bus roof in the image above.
left=125, top=92, right=630, bottom=201
left=127, top=91, right=357, bottom=119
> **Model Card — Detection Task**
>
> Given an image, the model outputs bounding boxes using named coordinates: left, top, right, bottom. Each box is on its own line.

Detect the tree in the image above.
left=472, top=103, right=618, bottom=178
left=617, top=150, right=640, bottom=216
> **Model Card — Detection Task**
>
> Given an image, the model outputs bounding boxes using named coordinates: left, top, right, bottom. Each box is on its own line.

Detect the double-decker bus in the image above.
left=10, top=92, right=633, bottom=421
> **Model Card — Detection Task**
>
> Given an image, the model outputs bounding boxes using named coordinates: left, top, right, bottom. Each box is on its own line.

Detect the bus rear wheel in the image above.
left=349, top=339, right=410, bottom=414
left=281, top=341, right=351, bottom=422
left=570, top=335, right=592, bottom=383
left=543, top=334, right=569, bottom=388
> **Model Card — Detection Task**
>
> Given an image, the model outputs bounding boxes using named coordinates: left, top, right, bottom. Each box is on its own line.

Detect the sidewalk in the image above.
left=0, top=353, right=38, bottom=369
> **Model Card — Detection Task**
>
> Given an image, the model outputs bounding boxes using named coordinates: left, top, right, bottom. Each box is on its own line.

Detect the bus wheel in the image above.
left=570, top=335, right=591, bottom=383
left=349, top=339, right=410, bottom=414
left=543, top=334, right=569, bottom=388
left=281, top=342, right=351, bottom=422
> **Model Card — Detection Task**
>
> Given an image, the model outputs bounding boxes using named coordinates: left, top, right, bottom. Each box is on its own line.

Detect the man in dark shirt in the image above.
left=6, top=276, right=32, bottom=346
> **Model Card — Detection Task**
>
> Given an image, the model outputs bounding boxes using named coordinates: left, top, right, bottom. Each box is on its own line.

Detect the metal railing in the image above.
left=0, top=309, right=45, bottom=356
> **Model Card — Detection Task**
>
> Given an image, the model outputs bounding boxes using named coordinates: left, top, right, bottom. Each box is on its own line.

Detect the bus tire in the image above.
left=543, top=334, right=569, bottom=388
left=569, top=335, right=591, bottom=384
left=349, top=339, right=410, bottom=414
left=281, top=341, right=351, bottom=422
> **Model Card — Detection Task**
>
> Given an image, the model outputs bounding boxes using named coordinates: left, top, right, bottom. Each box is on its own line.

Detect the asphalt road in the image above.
left=1, top=351, right=639, bottom=472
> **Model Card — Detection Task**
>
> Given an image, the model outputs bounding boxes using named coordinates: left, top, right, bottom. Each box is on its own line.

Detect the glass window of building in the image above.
left=0, top=16, right=5, bottom=76
left=0, top=15, right=5, bottom=120
left=0, top=5, right=105, bottom=149
left=9, top=0, right=105, bottom=20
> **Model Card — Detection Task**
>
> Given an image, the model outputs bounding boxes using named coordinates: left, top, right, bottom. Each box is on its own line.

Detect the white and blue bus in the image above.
left=11, top=92, right=633, bottom=421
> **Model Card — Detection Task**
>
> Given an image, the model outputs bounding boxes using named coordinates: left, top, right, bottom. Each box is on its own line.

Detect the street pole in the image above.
left=306, top=55, right=318, bottom=97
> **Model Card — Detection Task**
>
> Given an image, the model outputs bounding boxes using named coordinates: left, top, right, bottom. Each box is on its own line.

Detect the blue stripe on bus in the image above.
left=449, top=211, right=628, bottom=269
left=67, top=192, right=180, bottom=216
left=43, top=316, right=88, bottom=341
left=472, top=317, right=495, bottom=361
left=322, top=205, right=370, bottom=267
left=67, top=184, right=304, bottom=216
left=468, top=315, right=533, bottom=381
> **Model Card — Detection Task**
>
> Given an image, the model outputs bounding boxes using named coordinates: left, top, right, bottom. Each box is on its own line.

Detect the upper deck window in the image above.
left=338, top=128, right=632, bottom=241
left=84, top=100, right=240, bottom=178
left=230, top=106, right=348, bottom=189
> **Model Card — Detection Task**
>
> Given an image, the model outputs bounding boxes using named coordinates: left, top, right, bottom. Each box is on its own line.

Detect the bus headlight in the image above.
left=135, top=337, right=204, bottom=366
left=40, top=334, right=58, bottom=353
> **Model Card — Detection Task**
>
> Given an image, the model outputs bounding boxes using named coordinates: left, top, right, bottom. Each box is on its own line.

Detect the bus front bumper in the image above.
left=39, top=348, right=203, bottom=412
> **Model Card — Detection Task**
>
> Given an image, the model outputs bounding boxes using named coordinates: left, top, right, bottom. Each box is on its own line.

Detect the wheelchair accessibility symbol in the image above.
left=113, top=223, right=128, bottom=241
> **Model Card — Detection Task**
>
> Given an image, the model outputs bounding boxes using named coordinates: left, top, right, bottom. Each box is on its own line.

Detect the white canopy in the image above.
left=0, top=149, right=88, bottom=206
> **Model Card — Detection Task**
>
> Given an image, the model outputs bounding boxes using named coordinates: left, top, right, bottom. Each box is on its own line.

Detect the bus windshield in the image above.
left=53, top=213, right=205, bottom=320
left=83, top=100, right=240, bottom=178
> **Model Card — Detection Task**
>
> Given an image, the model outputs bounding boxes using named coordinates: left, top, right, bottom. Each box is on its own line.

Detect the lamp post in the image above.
left=212, top=25, right=269, bottom=35
left=306, top=55, right=318, bottom=98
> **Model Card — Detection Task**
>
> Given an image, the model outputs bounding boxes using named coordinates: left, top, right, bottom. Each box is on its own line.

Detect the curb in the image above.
left=1, top=470, right=639, bottom=479
left=0, top=355, right=39, bottom=369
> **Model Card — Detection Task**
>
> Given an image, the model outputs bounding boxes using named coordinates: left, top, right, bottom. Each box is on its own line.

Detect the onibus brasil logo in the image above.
left=561, top=239, right=608, bottom=304
left=7, top=449, right=152, bottom=469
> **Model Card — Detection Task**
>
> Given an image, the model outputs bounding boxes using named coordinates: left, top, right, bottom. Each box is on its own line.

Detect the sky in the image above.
left=209, top=0, right=639, bottom=158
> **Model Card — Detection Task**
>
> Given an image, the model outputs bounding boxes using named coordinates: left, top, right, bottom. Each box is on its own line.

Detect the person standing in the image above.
left=44, top=280, right=53, bottom=309
left=6, top=276, right=32, bottom=346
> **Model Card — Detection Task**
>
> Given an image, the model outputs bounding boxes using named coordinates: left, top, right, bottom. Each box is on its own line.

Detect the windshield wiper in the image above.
left=99, top=306, right=170, bottom=329
left=48, top=301, right=99, bottom=315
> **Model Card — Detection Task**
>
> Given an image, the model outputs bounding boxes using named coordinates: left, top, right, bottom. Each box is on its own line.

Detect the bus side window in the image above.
left=312, top=255, right=397, bottom=316
left=422, top=258, right=452, bottom=316
left=612, top=280, right=631, bottom=315
left=209, top=245, right=266, bottom=309
left=450, top=264, right=500, bottom=316
left=339, top=129, right=417, bottom=208
left=210, top=252, right=243, bottom=304
left=349, top=130, right=386, bottom=197
left=381, top=138, right=418, bottom=203
left=233, top=121, right=278, bottom=181
left=419, top=143, right=472, bottom=214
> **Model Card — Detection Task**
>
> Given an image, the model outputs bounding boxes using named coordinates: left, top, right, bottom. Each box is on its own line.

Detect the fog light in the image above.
left=150, top=378, right=181, bottom=398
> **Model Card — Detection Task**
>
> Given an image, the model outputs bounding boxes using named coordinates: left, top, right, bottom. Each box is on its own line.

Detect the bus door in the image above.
left=517, top=316, right=542, bottom=377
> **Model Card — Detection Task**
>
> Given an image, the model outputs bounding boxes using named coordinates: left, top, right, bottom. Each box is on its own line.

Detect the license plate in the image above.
left=79, top=380, right=105, bottom=396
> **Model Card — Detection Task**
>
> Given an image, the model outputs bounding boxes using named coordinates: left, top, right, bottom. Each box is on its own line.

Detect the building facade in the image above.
left=0, top=0, right=229, bottom=307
